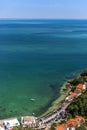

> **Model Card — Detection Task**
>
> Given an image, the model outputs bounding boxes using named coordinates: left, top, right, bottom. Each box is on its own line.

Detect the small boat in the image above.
left=30, top=98, right=35, bottom=101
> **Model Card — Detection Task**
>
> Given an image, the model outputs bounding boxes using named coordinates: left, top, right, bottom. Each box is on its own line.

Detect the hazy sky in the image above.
left=0, top=0, right=87, bottom=19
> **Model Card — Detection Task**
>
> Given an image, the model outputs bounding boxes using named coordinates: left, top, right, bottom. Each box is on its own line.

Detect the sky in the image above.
left=0, top=0, right=87, bottom=19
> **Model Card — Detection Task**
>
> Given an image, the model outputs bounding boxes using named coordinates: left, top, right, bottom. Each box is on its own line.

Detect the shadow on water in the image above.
left=49, top=83, right=60, bottom=93
left=35, top=83, right=62, bottom=117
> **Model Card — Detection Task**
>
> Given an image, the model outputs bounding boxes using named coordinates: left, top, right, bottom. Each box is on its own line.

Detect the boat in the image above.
left=30, top=98, right=35, bottom=101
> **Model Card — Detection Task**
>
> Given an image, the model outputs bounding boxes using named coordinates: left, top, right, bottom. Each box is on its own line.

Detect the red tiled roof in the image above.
left=56, top=116, right=84, bottom=130
left=77, top=84, right=83, bottom=90
left=57, top=124, right=65, bottom=130
left=66, top=116, right=84, bottom=127
left=70, top=93, right=77, bottom=97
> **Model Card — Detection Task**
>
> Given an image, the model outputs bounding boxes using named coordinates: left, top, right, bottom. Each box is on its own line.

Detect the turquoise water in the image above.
left=0, top=20, right=87, bottom=119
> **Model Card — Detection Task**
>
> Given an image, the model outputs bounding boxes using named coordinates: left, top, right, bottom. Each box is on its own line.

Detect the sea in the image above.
left=0, top=20, right=87, bottom=119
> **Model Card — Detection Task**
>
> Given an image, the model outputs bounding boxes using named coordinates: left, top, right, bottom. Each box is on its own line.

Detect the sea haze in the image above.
left=0, top=20, right=87, bottom=119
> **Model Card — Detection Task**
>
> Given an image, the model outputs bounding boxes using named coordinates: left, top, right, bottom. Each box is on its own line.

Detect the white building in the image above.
left=83, top=84, right=86, bottom=90
left=4, top=118, right=20, bottom=130
left=21, top=116, right=36, bottom=127
left=0, top=126, right=5, bottom=130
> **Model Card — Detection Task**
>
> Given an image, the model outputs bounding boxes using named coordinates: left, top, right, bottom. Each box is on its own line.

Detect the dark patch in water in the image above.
left=0, top=106, right=2, bottom=109
left=0, top=108, right=7, bottom=112
left=35, top=84, right=61, bottom=116
left=49, top=83, right=60, bottom=94
left=10, top=110, right=13, bottom=113
left=22, top=107, right=28, bottom=111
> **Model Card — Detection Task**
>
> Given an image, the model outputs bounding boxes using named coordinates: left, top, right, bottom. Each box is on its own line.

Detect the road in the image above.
left=37, top=100, right=71, bottom=129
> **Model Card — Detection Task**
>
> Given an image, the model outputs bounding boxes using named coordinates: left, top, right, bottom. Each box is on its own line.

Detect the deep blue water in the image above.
left=0, top=20, right=87, bottom=119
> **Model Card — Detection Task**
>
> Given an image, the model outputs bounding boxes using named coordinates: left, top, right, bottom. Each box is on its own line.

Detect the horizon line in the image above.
left=0, top=18, right=87, bottom=20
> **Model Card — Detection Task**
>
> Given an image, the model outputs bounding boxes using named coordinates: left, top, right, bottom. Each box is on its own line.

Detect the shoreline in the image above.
left=38, top=71, right=81, bottom=118
left=38, top=82, right=67, bottom=118
left=0, top=69, right=87, bottom=129
left=0, top=82, right=67, bottom=120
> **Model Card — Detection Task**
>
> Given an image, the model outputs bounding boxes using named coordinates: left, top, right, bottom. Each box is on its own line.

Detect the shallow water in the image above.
left=0, top=20, right=87, bottom=119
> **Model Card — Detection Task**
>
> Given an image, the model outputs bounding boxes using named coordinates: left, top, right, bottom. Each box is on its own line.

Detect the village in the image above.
left=0, top=78, right=87, bottom=130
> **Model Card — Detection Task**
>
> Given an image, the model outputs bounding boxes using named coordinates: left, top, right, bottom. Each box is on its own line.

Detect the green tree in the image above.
left=50, top=123, right=57, bottom=130
left=67, top=90, right=87, bottom=118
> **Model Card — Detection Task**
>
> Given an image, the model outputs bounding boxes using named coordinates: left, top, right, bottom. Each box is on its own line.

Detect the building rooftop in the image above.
left=3, top=118, right=20, bottom=129
left=21, top=116, right=36, bottom=125
left=56, top=116, right=84, bottom=130
left=76, top=84, right=83, bottom=90
left=70, top=92, right=77, bottom=97
left=57, top=125, right=65, bottom=130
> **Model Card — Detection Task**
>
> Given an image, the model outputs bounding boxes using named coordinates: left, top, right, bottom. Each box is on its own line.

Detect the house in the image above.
left=65, top=92, right=77, bottom=101
left=76, top=84, right=86, bottom=91
left=74, top=89, right=81, bottom=95
left=3, top=118, right=20, bottom=130
left=65, top=96, right=73, bottom=101
left=65, top=87, right=82, bottom=102
left=21, top=116, right=37, bottom=127
left=57, top=125, right=65, bottom=130
left=56, top=116, right=85, bottom=130
left=64, top=116, right=84, bottom=128
left=83, top=84, right=86, bottom=90
left=70, top=93, right=77, bottom=98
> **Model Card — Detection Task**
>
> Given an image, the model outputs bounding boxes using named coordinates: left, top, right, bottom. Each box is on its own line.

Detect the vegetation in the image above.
left=13, top=126, right=43, bottom=130
left=76, top=120, right=87, bottom=130
left=13, top=125, right=56, bottom=130
left=50, top=123, right=57, bottom=130
left=13, top=126, right=34, bottom=130
left=68, top=69, right=87, bottom=86
left=81, top=69, right=87, bottom=76
left=67, top=90, right=87, bottom=118
left=59, top=120, right=66, bottom=124
left=69, top=76, right=85, bottom=86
